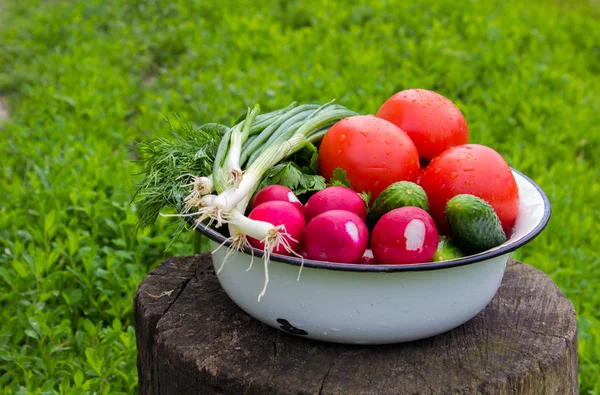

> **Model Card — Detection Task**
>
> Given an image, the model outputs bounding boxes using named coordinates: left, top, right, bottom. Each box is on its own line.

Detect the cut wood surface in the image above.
left=135, top=253, right=578, bottom=395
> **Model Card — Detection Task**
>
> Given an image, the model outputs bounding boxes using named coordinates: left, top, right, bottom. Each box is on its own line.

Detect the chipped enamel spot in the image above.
left=345, top=221, right=359, bottom=243
left=405, top=219, right=425, bottom=251
left=287, top=191, right=301, bottom=204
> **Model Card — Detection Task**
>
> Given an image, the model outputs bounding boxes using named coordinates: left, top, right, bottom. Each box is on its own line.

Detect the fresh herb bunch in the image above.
left=132, top=118, right=224, bottom=229
left=255, top=142, right=326, bottom=197
left=132, top=101, right=358, bottom=301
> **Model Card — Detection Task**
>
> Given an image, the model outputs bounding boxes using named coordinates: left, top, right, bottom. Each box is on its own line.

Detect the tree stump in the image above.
left=135, top=253, right=578, bottom=395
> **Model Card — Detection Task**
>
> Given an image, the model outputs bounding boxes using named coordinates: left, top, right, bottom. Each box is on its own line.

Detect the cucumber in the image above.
left=367, top=181, right=429, bottom=228
left=445, top=194, right=507, bottom=254
left=432, top=235, right=464, bottom=262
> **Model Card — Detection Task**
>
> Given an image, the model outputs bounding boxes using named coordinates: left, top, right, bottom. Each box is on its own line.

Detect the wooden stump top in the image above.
left=135, top=253, right=578, bottom=395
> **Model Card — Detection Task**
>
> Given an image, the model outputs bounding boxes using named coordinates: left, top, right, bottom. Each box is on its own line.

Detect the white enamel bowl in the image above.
left=196, top=169, right=550, bottom=345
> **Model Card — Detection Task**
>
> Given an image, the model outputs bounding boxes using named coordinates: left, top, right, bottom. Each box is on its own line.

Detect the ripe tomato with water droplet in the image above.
left=376, top=89, right=468, bottom=161
left=319, top=115, right=419, bottom=201
left=420, top=144, right=519, bottom=235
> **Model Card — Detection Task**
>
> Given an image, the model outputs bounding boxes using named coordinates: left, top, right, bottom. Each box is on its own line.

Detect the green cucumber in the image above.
left=367, top=181, right=429, bottom=228
left=432, top=235, right=464, bottom=262
left=445, top=194, right=507, bottom=254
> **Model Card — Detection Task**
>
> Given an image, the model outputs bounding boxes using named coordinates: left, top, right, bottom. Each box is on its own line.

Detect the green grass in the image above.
left=0, top=0, right=599, bottom=392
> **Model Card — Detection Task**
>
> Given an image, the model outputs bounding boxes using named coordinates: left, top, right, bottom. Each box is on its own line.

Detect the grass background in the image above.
left=1, top=0, right=599, bottom=393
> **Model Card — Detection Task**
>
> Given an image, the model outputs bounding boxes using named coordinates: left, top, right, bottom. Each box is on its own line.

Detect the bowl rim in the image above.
left=193, top=168, right=551, bottom=272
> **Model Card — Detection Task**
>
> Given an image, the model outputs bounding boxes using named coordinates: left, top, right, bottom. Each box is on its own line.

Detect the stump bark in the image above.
left=135, top=253, right=578, bottom=395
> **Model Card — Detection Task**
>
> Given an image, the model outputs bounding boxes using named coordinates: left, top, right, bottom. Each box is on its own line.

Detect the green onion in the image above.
left=225, top=105, right=260, bottom=186
left=241, top=104, right=319, bottom=166
left=136, top=100, right=358, bottom=301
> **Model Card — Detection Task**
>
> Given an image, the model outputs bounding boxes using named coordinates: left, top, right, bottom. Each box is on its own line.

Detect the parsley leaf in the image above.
left=329, top=167, right=352, bottom=188
left=289, top=142, right=320, bottom=174
left=359, top=191, right=372, bottom=206
left=256, top=162, right=326, bottom=196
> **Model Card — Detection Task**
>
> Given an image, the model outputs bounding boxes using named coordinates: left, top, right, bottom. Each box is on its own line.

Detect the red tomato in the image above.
left=319, top=115, right=419, bottom=201
left=376, top=89, right=468, bottom=161
left=415, top=167, right=426, bottom=184
left=419, top=144, right=519, bottom=235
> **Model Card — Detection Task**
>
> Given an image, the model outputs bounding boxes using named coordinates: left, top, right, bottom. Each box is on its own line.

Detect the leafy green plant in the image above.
left=132, top=118, right=222, bottom=229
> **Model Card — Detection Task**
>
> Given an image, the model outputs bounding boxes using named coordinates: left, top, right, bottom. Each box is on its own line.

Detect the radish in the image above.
left=250, top=185, right=303, bottom=212
left=247, top=201, right=306, bottom=255
left=303, top=210, right=368, bottom=263
left=303, top=186, right=367, bottom=223
left=371, top=207, right=438, bottom=264
left=358, top=249, right=376, bottom=265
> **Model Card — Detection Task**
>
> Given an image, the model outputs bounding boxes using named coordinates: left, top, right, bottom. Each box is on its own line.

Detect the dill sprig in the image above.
left=132, top=117, right=224, bottom=229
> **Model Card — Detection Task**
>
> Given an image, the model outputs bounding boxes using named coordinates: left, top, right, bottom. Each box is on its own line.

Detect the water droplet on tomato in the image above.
left=367, top=139, right=372, bottom=143
left=385, top=140, right=390, bottom=145
left=463, top=166, right=474, bottom=172
left=441, top=184, right=446, bottom=189
left=337, top=150, right=342, bottom=154
left=386, top=151, right=391, bottom=155
left=412, top=99, right=416, bottom=103
left=359, top=131, right=368, bottom=137
left=340, top=134, right=346, bottom=142
left=450, top=172, right=458, bottom=179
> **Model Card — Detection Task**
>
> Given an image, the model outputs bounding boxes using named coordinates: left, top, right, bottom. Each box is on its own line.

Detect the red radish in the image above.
left=371, top=207, right=438, bottom=264
left=250, top=185, right=303, bottom=212
left=359, top=249, right=376, bottom=265
left=303, top=210, right=368, bottom=263
left=303, top=186, right=367, bottom=223
left=247, top=201, right=305, bottom=255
